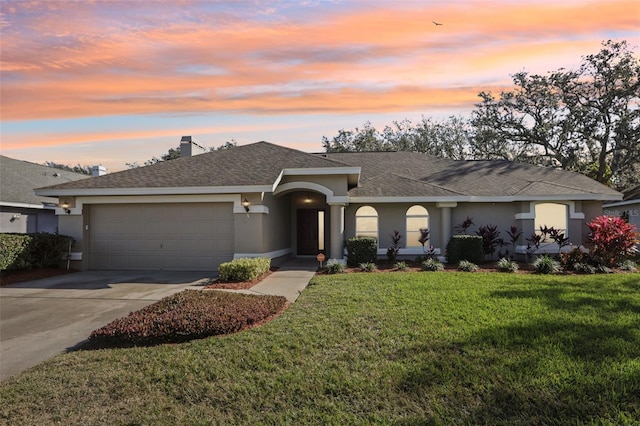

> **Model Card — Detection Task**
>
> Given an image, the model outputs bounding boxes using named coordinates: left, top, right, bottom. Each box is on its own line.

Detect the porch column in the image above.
left=329, top=203, right=345, bottom=260
left=436, top=202, right=457, bottom=250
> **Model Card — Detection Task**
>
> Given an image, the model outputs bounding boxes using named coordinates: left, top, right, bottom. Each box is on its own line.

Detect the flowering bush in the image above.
left=587, top=216, right=639, bottom=267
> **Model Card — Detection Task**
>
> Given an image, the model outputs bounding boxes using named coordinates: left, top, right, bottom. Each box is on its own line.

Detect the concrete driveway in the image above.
left=0, top=270, right=212, bottom=381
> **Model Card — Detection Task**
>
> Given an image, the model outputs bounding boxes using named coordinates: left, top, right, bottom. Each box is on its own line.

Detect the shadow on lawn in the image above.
left=395, top=280, right=640, bottom=424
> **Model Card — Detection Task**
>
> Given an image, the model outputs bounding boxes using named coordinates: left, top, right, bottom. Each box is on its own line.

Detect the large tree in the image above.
left=472, top=40, right=639, bottom=189
left=322, top=116, right=472, bottom=159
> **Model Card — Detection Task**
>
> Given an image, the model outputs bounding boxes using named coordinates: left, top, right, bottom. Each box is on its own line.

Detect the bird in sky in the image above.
left=433, top=21, right=443, bottom=26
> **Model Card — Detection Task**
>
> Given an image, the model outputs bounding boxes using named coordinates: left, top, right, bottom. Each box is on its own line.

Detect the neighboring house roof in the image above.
left=603, top=184, right=640, bottom=208
left=0, top=155, right=89, bottom=208
left=622, top=185, right=640, bottom=201
left=321, top=151, right=621, bottom=201
left=36, top=142, right=622, bottom=202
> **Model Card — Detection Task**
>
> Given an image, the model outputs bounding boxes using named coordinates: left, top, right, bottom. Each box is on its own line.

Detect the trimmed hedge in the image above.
left=446, top=235, right=483, bottom=264
left=0, top=233, right=74, bottom=271
left=88, top=290, right=287, bottom=348
left=219, top=257, right=271, bottom=282
left=346, top=236, right=378, bottom=267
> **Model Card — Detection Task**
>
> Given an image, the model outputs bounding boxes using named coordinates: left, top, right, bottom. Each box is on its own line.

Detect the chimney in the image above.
left=92, top=165, right=107, bottom=176
left=180, top=135, right=206, bottom=157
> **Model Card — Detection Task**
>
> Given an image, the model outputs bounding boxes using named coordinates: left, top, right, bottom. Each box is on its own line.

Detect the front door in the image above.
left=297, top=209, right=325, bottom=255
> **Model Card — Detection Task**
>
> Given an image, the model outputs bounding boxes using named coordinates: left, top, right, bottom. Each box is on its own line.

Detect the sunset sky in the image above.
left=1, top=0, right=638, bottom=172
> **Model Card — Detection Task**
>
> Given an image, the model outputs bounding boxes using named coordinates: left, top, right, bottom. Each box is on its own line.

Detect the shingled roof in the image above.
left=0, top=156, right=89, bottom=207
left=36, top=142, right=621, bottom=201
left=320, top=151, right=621, bottom=200
left=38, top=142, right=349, bottom=192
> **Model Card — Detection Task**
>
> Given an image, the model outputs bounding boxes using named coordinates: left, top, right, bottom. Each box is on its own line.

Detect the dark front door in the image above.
left=297, top=209, right=324, bottom=255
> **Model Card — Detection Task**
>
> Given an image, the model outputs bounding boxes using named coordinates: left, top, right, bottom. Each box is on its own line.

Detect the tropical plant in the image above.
left=532, top=255, right=561, bottom=274
left=619, top=259, right=637, bottom=272
left=475, top=224, right=501, bottom=260
left=455, top=216, right=474, bottom=234
left=418, top=228, right=430, bottom=251
left=359, top=262, right=376, bottom=272
left=506, top=225, right=523, bottom=258
left=587, top=215, right=639, bottom=267
left=421, top=258, right=444, bottom=272
left=458, top=260, right=479, bottom=272
left=394, top=261, right=409, bottom=271
left=386, top=231, right=402, bottom=263
left=325, top=259, right=346, bottom=274
left=496, top=258, right=519, bottom=273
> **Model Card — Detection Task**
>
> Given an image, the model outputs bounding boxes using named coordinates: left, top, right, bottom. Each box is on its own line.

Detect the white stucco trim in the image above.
left=233, top=248, right=292, bottom=259
left=0, top=201, right=52, bottom=210
left=36, top=185, right=272, bottom=197
left=72, top=194, right=242, bottom=212
left=350, top=194, right=621, bottom=203
left=233, top=205, right=269, bottom=214
left=603, top=200, right=640, bottom=208
left=515, top=201, right=585, bottom=220
left=274, top=181, right=350, bottom=205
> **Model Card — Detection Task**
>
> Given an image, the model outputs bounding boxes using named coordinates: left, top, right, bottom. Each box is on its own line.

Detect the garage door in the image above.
left=90, top=203, right=233, bottom=271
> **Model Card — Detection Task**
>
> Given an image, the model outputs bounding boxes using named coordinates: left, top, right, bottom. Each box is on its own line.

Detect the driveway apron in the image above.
left=0, top=271, right=210, bottom=381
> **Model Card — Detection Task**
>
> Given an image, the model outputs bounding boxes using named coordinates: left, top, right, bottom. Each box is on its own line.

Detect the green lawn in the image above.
left=2, top=272, right=639, bottom=425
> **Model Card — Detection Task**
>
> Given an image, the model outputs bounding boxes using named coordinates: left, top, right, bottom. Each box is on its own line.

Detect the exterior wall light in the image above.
left=61, top=200, right=71, bottom=214
left=242, top=198, right=250, bottom=213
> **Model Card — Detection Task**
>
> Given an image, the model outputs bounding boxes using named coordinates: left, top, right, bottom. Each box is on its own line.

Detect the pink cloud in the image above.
left=1, top=0, right=637, bottom=122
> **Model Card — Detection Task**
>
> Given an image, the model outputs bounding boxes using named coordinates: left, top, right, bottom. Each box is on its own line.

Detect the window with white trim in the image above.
left=534, top=203, right=568, bottom=241
left=406, top=205, right=429, bottom=247
left=355, top=206, right=378, bottom=242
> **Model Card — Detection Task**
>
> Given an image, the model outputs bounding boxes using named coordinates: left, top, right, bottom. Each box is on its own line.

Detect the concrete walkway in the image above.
left=216, top=258, right=318, bottom=302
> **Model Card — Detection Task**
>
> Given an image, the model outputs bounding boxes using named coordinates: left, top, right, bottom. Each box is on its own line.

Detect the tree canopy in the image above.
left=322, top=40, right=639, bottom=190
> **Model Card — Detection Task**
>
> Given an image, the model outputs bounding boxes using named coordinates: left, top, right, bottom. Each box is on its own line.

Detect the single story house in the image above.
left=35, top=140, right=622, bottom=271
left=0, top=155, right=89, bottom=234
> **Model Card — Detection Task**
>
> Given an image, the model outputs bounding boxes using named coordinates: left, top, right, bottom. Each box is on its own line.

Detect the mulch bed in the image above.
left=205, top=267, right=279, bottom=290
left=0, top=268, right=78, bottom=286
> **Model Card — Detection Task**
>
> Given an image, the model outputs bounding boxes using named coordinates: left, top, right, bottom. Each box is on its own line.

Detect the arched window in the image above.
left=406, top=205, right=429, bottom=247
left=534, top=203, right=568, bottom=240
left=355, top=206, right=378, bottom=242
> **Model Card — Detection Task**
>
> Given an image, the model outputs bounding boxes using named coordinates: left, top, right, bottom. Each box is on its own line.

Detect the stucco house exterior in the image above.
left=35, top=140, right=622, bottom=272
left=0, top=156, right=89, bottom=234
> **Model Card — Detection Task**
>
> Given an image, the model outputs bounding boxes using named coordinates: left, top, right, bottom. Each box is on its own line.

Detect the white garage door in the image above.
left=90, top=203, right=233, bottom=271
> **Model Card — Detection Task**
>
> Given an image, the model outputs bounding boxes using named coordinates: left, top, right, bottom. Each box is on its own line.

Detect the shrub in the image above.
left=475, top=224, right=501, bottom=260
left=533, top=255, right=560, bottom=274
left=496, top=257, right=519, bottom=273
left=386, top=231, right=402, bottom=263
left=457, top=260, right=479, bottom=272
left=219, top=257, right=270, bottom=282
left=88, top=290, right=287, bottom=348
left=346, top=237, right=377, bottom=267
left=560, top=247, right=588, bottom=271
left=0, top=233, right=74, bottom=271
left=573, top=262, right=596, bottom=274
left=325, top=259, right=345, bottom=274
left=587, top=215, right=639, bottom=267
left=446, top=235, right=483, bottom=265
left=455, top=216, right=474, bottom=234
left=421, top=258, right=444, bottom=272
left=394, top=261, right=408, bottom=271
left=619, top=259, right=637, bottom=272
left=359, top=262, right=376, bottom=272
